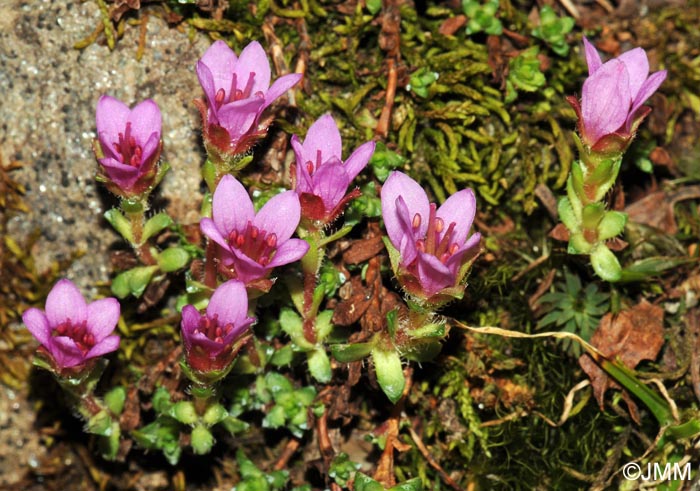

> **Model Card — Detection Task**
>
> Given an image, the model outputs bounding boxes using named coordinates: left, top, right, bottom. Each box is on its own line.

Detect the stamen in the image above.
left=306, top=161, right=314, bottom=174
left=241, top=72, right=256, bottom=100
left=435, top=217, right=444, bottom=233
left=315, top=149, right=323, bottom=171
left=412, top=213, right=421, bottom=229
left=435, top=222, right=456, bottom=258
left=424, top=203, right=438, bottom=254
left=249, top=225, right=259, bottom=240
left=416, top=239, right=425, bottom=252
left=215, top=88, right=226, bottom=105
left=266, top=233, right=277, bottom=248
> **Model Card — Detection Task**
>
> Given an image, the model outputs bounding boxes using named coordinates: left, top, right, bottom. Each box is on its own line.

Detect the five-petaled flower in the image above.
left=200, top=175, right=310, bottom=285
left=291, top=113, right=375, bottom=225
left=567, top=37, right=666, bottom=154
left=181, top=280, right=255, bottom=373
left=381, top=171, right=481, bottom=303
left=196, top=40, right=302, bottom=164
left=95, top=95, right=163, bottom=197
left=22, top=279, right=121, bottom=373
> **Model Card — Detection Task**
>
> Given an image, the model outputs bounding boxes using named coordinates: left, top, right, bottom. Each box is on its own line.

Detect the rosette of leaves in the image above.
left=462, top=0, right=503, bottom=35
left=537, top=270, right=609, bottom=356
left=531, top=5, right=575, bottom=57
left=505, top=46, right=547, bottom=103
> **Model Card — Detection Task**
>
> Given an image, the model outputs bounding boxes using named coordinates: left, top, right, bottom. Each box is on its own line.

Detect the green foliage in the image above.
left=329, top=452, right=361, bottom=487
left=232, top=449, right=291, bottom=491
left=537, top=270, right=609, bottom=356
left=462, top=0, right=503, bottom=35
left=505, top=47, right=547, bottom=103
left=531, top=6, right=575, bottom=56
left=255, top=372, right=323, bottom=438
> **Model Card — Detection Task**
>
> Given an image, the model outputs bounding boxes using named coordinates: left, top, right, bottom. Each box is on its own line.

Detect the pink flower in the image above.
left=200, top=175, right=310, bottom=284
left=181, top=280, right=255, bottom=372
left=381, top=171, right=481, bottom=301
left=22, top=279, right=120, bottom=371
left=95, top=95, right=162, bottom=196
left=567, top=38, right=666, bottom=152
left=195, top=40, right=302, bottom=161
left=291, top=114, right=375, bottom=224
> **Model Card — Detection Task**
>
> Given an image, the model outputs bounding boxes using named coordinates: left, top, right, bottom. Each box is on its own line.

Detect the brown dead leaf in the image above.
left=438, top=15, right=466, bottom=36
left=625, top=185, right=700, bottom=235
left=342, top=235, right=385, bottom=265
left=579, top=300, right=664, bottom=421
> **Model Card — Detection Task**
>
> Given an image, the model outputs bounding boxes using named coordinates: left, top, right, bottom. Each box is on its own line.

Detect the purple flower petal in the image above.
left=217, top=98, right=266, bottom=141
left=229, top=251, right=268, bottom=283
left=200, top=217, right=232, bottom=251
left=444, top=232, right=481, bottom=273
left=86, top=298, right=120, bottom=342
left=98, top=157, right=140, bottom=190
left=22, top=308, right=51, bottom=346
left=128, top=99, right=161, bottom=146
left=45, top=279, right=87, bottom=327
left=85, top=335, right=120, bottom=359
left=198, top=41, right=238, bottom=104
left=212, top=175, right=255, bottom=236
left=267, top=238, right=310, bottom=268
left=583, top=37, right=602, bottom=75
left=381, top=171, right=430, bottom=249
left=415, top=253, right=454, bottom=297
left=628, top=70, right=667, bottom=128
left=206, top=280, right=249, bottom=326
left=311, top=162, right=349, bottom=210
left=298, top=114, right=343, bottom=165
left=291, top=135, right=315, bottom=194
left=394, top=195, right=419, bottom=266
left=581, top=59, right=631, bottom=144
left=253, top=190, right=301, bottom=242
left=234, top=41, right=271, bottom=97
left=49, top=336, right=85, bottom=368
left=264, top=73, right=302, bottom=110
left=343, top=140, right=375, bottom=183
left=436, top=188, right=476, bottom=247
left=96, top=95, right=131, bottom=149
left=617, top=47, right=649, bottom=100
left=180, top=304, right=201, bottom=351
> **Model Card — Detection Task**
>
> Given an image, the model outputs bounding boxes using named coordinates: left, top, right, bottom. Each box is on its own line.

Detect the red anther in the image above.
left=214, top=336, right=224, bottom=344
left=215, top=327, right=223, bottom=338
left=215, top=88, right=226, bottom=105
left=416, top=239, right=425, bottom=252
left=435, top=217, right=444, bottom=233
left=249, top=225, right=259, bottom=240
left=412, top=213, right=421, bottom=229
left=306, top=161, right=314, bottom=174
left=224, top=324, right=233, bottom=334
left=56, top=323, right=67, bottom=335
left=266, top=233, right=277, bottom=248
left=440, top=252, right=450, bottom=264
left=259, top=256, right=270, bottom=266
left=236, top=234, right=245, bottom=247
left=449, top=243, right=459, bottom=254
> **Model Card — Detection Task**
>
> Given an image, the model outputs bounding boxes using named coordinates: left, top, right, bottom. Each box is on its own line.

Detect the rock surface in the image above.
left=0, top=0, right=211, bottom=290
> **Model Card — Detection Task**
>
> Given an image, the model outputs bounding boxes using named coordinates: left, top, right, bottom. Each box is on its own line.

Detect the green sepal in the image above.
left=104, top=386, right=126, bottom=416
left=590, top=244, right=622, bottom=282
left=408, top=322, right=445, bottom=339
left=570, top=160, right=585, bottom=203
left=386, top=308, right=398, bottom=340
left=190, top=424, right=215, bottom=455
left=382, top=236, right=401, bottom=277
left=332, top=341, right=374, bottom=363
left=153, top=161, right=170, bottom=189
left=170, top=401, right=198, bottom=425
left=202, top=159, right=217, bottom=193
left=566, top=173, right=582, bottom=219
left=104, top=208, right=134, bottom=243
left=157, top=247, right=190, bottom=272
left=597, top=210, right=627, bottom=241
left=86, top=410, right=114, bottom=436
left=142, top=212, right=172, bottom=243
left=557, top=196, right=580, bottom=233
left=203, top=403, right=228, bottom=427
left=307, top=348, right=332, bottom=383
left=371, top=347, right=405, bottom=404
left=111, top=265, right=159, bottom=299
left=588, top=157, right=622, bottom=201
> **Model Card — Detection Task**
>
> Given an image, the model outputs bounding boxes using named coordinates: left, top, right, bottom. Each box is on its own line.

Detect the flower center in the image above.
left=227, top=220, right=278, bottom=266
left=305, top=149, right=324, bottom=176
left=113, top=122, right=143, bottom=167
left=54, top=320, right=95, bottom=354
left=215, top=72, right=262, bottom=109
left=193, top=314, right=235, bottom=344
left=413, top=203, right=460, bottom=264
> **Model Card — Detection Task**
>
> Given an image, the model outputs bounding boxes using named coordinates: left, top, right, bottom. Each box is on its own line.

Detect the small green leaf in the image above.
left=203, top=403, right=228, bottom=426
left=104, top=208, right=134, bottom=243
left=104, top=386, right=126, bottom=416
left=87, top=410, right=113, bottom=436
left=557, top=196, right=579, bottom=232
left=332, top=342, right=374, bottom=362
left=191, top=425, right=215, bottom=455
left=307, top=348, right=332, bottom=383
left=372, top=347, right=405, bottom=404
left=157, top=247, right=190, bottom=272
left=597, top=210, right=627, bottom=241
left=142, top=212, right=173, bottom=243
left=171, top=401, right=198, bottom=425
left=590, top=244, right=622, bottom=282
left=111, top=266, right=159, bottom=299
